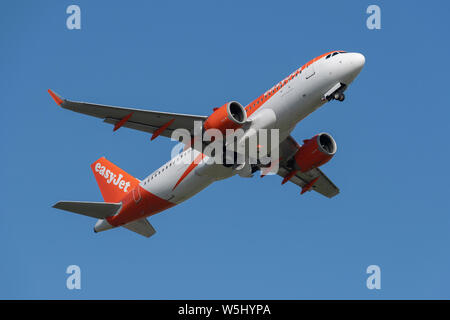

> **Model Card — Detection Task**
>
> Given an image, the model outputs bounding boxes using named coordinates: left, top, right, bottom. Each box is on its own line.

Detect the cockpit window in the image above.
left=326, top=51, right=347, bottom=59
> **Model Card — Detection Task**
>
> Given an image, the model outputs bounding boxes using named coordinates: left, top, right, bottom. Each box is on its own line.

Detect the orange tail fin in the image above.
left=91, top=157, right=140, bottom=203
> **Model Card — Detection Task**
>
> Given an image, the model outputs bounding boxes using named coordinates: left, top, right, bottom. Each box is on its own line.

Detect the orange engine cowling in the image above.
left=294, top=133, right=337, bottom=172
left=203, top=101, right=247, bottom=134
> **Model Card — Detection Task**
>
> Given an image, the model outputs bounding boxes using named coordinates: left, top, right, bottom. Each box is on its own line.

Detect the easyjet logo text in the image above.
left=94, top=163, right=131, bottom=192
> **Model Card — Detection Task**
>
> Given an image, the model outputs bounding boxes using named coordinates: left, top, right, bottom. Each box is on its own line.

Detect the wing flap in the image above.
left=103, top=117, right=170, bottom=136
left=286, top=168, right=339, bottom=198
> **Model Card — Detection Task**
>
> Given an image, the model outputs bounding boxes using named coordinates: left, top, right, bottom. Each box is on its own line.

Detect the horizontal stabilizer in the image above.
left=53, top=201, right=121, bottom=219
left=123, top=218, right=156, bottom=238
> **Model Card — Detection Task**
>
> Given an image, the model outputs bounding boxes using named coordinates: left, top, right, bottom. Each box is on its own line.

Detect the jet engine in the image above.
left=203, top=101, right=247, bottom=134
left=294, top=133, right=337, bottom=172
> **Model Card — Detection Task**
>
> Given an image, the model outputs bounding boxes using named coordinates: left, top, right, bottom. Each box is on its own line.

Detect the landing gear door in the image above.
left=304, top=62, right=315, bottom=79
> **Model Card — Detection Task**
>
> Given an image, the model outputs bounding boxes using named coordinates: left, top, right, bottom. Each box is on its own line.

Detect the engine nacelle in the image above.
left=294, top=133, right=337, bottom=172
left=203, top=101, right=247, bottom=134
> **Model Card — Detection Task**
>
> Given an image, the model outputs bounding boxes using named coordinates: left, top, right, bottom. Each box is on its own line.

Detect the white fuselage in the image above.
left=140, top=51, right=365, bottom=207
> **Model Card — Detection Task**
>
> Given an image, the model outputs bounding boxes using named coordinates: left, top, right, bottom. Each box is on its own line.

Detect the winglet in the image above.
left=48, top=89, right=64, bottom=106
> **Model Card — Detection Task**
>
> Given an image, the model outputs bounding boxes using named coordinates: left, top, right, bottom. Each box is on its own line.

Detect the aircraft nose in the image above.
left=342, top=52, right=365, bottom=83
left=352, top=52, right=365, bottom=73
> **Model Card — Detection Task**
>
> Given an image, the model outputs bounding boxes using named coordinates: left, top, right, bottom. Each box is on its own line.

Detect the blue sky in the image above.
left=1, top=0, right=449, bottom=299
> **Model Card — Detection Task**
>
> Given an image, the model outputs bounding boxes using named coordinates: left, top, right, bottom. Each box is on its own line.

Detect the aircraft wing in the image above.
left=276, top=135, right=340, bottom=198
left=48, top=90, right=207, bottom=139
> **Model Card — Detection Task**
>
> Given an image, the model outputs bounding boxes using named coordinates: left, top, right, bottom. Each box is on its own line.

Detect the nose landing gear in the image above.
left=322, top=82, right=347, bottom=102
left=333, top=92, right=345, bottom=101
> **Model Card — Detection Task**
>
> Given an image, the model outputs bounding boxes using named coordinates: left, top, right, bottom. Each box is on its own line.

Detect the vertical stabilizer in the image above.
left=91, top=157, right=140, bottom=203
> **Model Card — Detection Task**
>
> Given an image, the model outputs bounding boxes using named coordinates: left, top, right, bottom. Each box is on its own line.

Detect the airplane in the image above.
left=50, top=50, right=365, bottom=238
